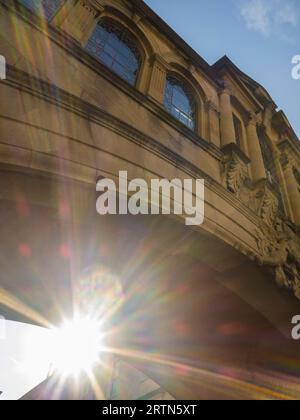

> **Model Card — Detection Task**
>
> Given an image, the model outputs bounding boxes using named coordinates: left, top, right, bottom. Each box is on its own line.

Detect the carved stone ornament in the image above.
left=221, top=144, right=250, bottom=196
left=260, top=189, right=279, bottom=226
left=255, top=218, right=300, bottom=301
left=249, top=181, right=279, bottom=227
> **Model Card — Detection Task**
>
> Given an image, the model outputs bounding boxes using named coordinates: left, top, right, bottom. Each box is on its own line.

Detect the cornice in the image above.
left=278, top=139, right=300, bottom=167
left=213, top=56, right=272, bottom=111
left=273, top=111, right=300, bottom=144
left=221, top=144, right=250, bottom=165
left=89, top=0, right=105, bottom=12
left=217, top=67, right=264, bottom=114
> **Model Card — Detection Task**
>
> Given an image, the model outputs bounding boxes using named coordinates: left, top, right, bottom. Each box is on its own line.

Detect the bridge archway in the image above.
left=0, top=168, right=299, bottom=399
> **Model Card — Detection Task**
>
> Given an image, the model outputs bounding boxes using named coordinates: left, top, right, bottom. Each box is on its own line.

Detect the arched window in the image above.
left=20, top=0, right=64, bottom=21
left=164, top=76, right=196, bottom=130
left=85, top=20, right=141, bottom=87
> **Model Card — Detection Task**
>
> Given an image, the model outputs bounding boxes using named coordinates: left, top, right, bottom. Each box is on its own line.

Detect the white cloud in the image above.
left=240, top=0, right=298, bottom=37
left=276, top=4, right=297, bottom=27
left=240, top=0, right=271, bottom=36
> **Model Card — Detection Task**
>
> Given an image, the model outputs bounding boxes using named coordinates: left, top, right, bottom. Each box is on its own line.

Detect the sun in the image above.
left=50, top=315, right=103, bottom=378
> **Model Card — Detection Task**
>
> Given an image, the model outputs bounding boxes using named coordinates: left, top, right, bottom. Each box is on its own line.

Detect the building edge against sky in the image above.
left=0, top=0, right=300, bottom=400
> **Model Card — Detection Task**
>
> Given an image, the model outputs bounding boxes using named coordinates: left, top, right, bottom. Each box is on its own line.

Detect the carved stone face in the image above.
left=274, top=217, right=284, bottom=233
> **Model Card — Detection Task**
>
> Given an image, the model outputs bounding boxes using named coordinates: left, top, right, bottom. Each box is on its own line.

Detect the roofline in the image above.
left=213, top=56, right=300, bottom=142
left=276, top=110, right=300, bottom=146
left=213, top=55, right=265, bottom=110
left=129, top=0, right=222, bottom=87
left=213, top=55, right=277, bottom=103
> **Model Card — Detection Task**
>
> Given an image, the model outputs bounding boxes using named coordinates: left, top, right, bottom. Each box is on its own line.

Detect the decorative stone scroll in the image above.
left=221, top=143, right=250, bottom=196
left=250, top=180, right=279, bottom=227
left=255, top=218, right=300, bottom=301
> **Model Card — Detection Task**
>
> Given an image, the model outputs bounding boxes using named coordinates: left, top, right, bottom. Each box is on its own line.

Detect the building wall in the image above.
left=0, top=1, right=300, bottom=298
left=1, top=0, right=300, bottom=400
left=1, top=0, right=299, bottom=300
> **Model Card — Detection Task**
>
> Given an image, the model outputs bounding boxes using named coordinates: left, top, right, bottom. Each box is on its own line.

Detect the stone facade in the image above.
left=1, top=0, right=300, bottom=400
left=1, top=0, right=299, bottom=299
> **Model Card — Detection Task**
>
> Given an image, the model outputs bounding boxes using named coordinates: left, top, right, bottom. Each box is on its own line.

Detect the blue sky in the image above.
left=145, top=0, right=300, bottom=137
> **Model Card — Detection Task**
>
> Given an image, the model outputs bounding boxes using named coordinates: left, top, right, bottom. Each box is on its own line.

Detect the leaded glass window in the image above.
left=85, top=20, right=141, bottom=86
left=164, top=76, right=196, bottom=131
left=20, top=0, right=64, bottom=21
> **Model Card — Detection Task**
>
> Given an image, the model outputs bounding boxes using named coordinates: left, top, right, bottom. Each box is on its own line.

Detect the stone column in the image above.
left=205, top=100, right=221, bottom=147
left=60, top=0, right=100, bottom=45
left=220, top=87, right=236, bottom=147
left=246, top=114, right=266, bottom=182
left=282, top=158, right=300, bottom=225
left=147, top=55, right=167, bottom=103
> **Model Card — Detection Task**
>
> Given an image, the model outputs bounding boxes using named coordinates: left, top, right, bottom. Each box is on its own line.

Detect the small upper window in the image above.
left=20, top=0, right=64, bottom=21
left=233, top=114, right=243, bottom=149
left=85, top=20, right=141, bottom=87
left=258, top=129, right=279, bottom=186
left=164, top=76, right=196, bottom=131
